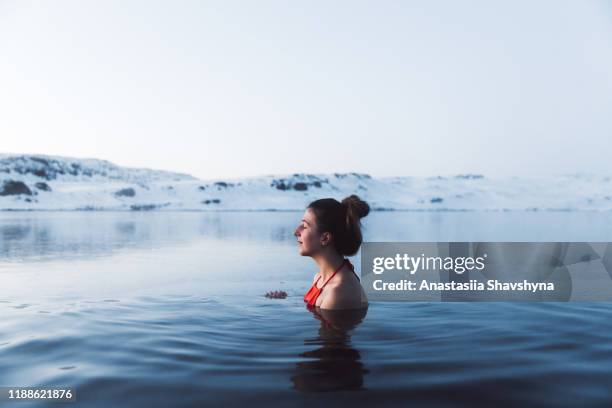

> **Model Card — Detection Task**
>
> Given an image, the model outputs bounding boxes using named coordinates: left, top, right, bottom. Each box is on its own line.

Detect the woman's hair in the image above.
left=307, top=195, right=370, bottom=256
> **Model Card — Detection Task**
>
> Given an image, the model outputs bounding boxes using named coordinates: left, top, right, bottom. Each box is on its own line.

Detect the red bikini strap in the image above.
left=319, top=259, right=348, bottom=288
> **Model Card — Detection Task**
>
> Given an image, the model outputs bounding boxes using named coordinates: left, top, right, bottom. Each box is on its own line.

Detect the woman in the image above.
left=295, top=195, right=370, bottom=310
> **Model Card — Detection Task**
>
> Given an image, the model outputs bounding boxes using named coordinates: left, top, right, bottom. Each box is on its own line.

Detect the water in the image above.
left=1, top=211, right=612, bottom=407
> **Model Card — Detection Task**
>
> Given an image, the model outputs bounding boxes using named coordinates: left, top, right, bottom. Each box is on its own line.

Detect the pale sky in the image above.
left=1, top=0, right=611, bottom=180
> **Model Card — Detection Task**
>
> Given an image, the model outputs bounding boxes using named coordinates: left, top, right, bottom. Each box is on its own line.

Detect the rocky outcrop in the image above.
left=271, top=174, right=329, bottom=191
left=0, top=180, right=32, bottom=196
left=34, top=182, right=52, bottom=191
left=0, top=154, right=194, bottom=183
left=114, top=188, right=136, bottom=197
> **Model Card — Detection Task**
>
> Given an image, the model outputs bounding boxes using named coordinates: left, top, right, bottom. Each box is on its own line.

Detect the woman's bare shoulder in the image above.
left=319, top=285, right=367, bottom=310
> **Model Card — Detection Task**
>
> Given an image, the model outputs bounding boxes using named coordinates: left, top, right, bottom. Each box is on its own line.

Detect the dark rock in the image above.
left=272, top=176, right=327, bottom=191
left=114, top=188, right=136, bottom=197
left=202, top=199, right=221, bottom=204
left=455, top=174, right=484, bottom=180
left=293, top=182, right=308, bottom=191
left=430, top=197, right=444, bottom=203
left=198, top=186, right=206, bottom=191
left=130, top=204, right=158, bottom=211
left=272, top=180, right=289, bottom=190
left=334, top=172, right=371, bottom=179
left=0, top=180, right=32, bottom=196
left=33, top=168, right=51, bottom=179
left=34, top=182, right=52, bottom=192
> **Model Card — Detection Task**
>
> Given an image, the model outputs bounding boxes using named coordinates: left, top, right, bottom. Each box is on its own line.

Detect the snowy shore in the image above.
left=1, top=154, right=611, bottom=211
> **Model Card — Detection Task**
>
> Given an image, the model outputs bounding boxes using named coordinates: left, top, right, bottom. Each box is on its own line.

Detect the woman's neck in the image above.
left=313, top=251, right=346, bottom=281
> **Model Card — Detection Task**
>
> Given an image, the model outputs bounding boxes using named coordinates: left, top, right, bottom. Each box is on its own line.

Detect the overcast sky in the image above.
left=1, top=0, right=611, bottom=180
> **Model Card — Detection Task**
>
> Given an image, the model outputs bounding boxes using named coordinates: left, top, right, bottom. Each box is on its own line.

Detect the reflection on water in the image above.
left=0, top=212, right=300, bottom=263
left=4, top=210, right=612, bottom=263
left=292, top=306, right=369, bottom=392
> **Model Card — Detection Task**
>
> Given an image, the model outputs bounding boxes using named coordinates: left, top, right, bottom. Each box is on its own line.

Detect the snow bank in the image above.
left=1, top=154, right=611, bottom=211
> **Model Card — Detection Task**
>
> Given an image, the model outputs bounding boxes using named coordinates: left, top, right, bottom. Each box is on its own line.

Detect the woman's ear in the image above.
left=320, top=231, right=332, bottom=246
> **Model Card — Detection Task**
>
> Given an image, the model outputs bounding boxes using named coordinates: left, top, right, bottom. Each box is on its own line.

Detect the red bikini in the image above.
left=304, top=259, right=359, bottom=307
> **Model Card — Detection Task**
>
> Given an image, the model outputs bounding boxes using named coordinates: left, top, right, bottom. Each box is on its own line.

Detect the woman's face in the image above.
left=294, top=208, right=325, bottom=256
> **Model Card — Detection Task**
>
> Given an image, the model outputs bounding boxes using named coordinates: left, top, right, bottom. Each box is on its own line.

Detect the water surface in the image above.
left=1, top=211, right=612, bottom=407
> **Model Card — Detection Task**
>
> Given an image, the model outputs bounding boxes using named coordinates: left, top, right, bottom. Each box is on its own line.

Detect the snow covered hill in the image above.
left=1, top=154, right=611, bottom=211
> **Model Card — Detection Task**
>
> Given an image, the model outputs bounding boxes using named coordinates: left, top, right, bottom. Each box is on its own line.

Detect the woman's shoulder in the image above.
left=333, top=263, right=360, bottom=285
left=319, top=284, right=367, bottom=310
left=320, top=271, right=367, bottom=310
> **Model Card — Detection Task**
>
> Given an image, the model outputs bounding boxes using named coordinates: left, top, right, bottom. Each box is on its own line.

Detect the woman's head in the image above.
left=295, top=195, right=370, bottom=257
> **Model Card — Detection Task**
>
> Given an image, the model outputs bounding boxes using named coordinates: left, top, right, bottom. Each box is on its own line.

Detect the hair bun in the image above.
left=307, top=195, right=369, bottom=256
left=341, top=194, right=370, bottom=219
